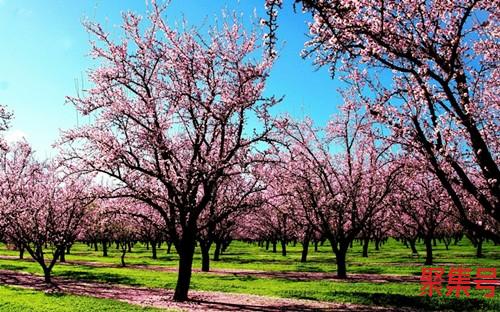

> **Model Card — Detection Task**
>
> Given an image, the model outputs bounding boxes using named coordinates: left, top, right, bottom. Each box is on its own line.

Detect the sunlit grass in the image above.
left=0, top=285, right=172, bottom=312
left=0, top=238, right=498, bottom=311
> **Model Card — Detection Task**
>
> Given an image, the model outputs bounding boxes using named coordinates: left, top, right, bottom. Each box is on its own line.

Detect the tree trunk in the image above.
left=335, top=249, right=348, bottom=278
left=66, top=245, right=71, bottom=254
left=424, top=237, right=433, bottom=265
left=102, top=240, right=108, bottom=257
left=60, top=250, right=66, bottom=262
left=272, top=241, right=277, bottom=253
left=127, top=242, right=132, bottom=253
left=152, top=240, right=157, bottom=260
left=43, top=267, right=52, bottom=284
left=362, top=237, right=369, bottom=257
left=19, top=246, right=24, bottom=259
left=476, top=238, right=483, bottom=258
left=200, top=242, right=211, bottom=272
left=213, top=241, right=222, bottom=261
left=281, top=240, right=287, bottom=256
left=301, top=237, right=309, bottom=263
left=314, top=240, right=318, bottom=252
left=94, top=241, right=98, bottom=251
left=409, top=239, right=418, bottom=255
left=375, top=239, right=380, bottom=251
left=167, top=241, right=172, bottom=254
left=121, top=247, right=127, bottom=267
left=265, top=240, right=270, bottom=250
left=173, top=238, right=196, bottom=302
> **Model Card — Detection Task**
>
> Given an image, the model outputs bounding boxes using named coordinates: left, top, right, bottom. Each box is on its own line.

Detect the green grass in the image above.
left=0, top=285, right=172, bottom=312
left=0, top=238, right=498, bottom=311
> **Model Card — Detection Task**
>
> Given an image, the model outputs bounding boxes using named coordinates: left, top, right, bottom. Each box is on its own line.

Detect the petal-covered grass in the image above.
left=0, top=238, right=498, bottom=311
left=0, top=285, right=170, bottom=312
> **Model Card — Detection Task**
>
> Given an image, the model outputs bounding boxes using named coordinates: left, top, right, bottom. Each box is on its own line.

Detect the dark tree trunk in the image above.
left=152, top=241, right=157, bottom=259
left=66, top=245, right=71, bottom=254
left=213, top=241, right=222, bottom=261
left=146, top=241, right=149, bottom=250
left=200, top=242, right=211, bottom=272
left=433, top=238, right=437, bottom=247
left=127, top=242, right=132, bottom=253
left=121, top=245, right=127, bottom=267
left=272, top=241, right=277, bottom=253
left=281, top=240, right=287, bottom=256
left=167, top=241, right=172, bottom=254
left=375, top=239, right=380, bottom=251
left=314, top=240, right=318, bottom=252
left=43, top=267, right=52, bottom=284
left=94, top=241, right=98, bottom=251
left=173, top=237, right=196, bottom=302
left=362, top=237, right=369, bottom=257
left=476, top=238, right=483, bottom=258
left=424, top=237, right=433, bottom=265
left=301, top=237, right=310, bottom=263
left=265, top=240, right=270, bottom=250
left=409, top=239, right=418, bottom=255
left=102, top=240, right=108, bottom=257
left=19, top=246, right=24, bottom=259
left=335, top=249, right=348, bottom=279
left=60, top=250, right=66, bottom=262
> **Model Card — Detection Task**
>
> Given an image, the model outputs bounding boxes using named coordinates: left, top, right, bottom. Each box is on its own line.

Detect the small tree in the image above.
left=0, top=142, right=95, bottom=283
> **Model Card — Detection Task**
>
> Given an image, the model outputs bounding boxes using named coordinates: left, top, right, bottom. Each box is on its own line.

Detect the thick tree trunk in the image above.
left=60, top=250, right=66, bottom=262
left=362, top=237, right=369, bottom=257
left=102, top=240, right=108, bottom=257
left=200, top=243, right=211, bottom=272
left=43, top=267, right=52, bottom=284
left=281, top=240, right=287, bottom=256
left=127, top=242, right=132, bottom=253
left=272, top=241, right=277, bottom=253
left=375, top=239, right=380, bottom=251
left=152, top=241, right=157, bottom=260
left=94, top=241, right=98, bottom=252
left=301, top=240, right=309, bottom=263
left=336, top=249, right=347, bottom=279
left=409, top=239, right=418, bottom=255
left=173, top=238, right=196, bottom=302
left=424, top=237, right=433, bottom=265
left=314, top=240, right=318, bottom=252
left=66, top=245, right=71, bottom=254
left=213, top=241, right=222, bottom=261
left=265, top=240, right=270, bottom=250
left=167, top=241, right=172, bottom=254
left=146, top=241, right=149, bottom=250
left=19, top=246, right=24, bottom=259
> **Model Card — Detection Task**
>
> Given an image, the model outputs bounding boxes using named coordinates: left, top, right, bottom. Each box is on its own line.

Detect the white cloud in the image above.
left=5, top=129, right=28, bottom=143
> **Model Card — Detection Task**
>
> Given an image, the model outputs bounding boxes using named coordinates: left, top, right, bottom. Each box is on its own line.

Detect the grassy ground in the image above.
left=0, top=239, right=498, bottom=311
left=0, top=285, right=168, bottom=312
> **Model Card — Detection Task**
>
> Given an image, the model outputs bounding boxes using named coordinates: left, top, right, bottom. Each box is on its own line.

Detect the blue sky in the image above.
left=0, top=0, right=343, bottom=156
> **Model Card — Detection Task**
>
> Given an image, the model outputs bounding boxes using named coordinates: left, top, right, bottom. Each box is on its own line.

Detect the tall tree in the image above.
left=60, top=3, right=277, bottom=301
left=267, top=0, right=499, bottom=240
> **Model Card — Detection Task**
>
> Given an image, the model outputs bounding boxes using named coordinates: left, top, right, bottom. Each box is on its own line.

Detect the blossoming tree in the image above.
left=60, top=3, right=277, bottom=301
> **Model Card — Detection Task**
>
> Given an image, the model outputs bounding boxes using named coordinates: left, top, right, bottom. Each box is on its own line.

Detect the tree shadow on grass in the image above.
left=0, top=264, right=29, bottom=271
left=352, top=267, right=384, bottom=275
left=56, top=270, right=139, bottom=286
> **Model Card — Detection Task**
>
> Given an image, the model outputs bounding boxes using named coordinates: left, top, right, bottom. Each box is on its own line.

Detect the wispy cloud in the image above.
left=5, top=129, right=28, bottom=143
